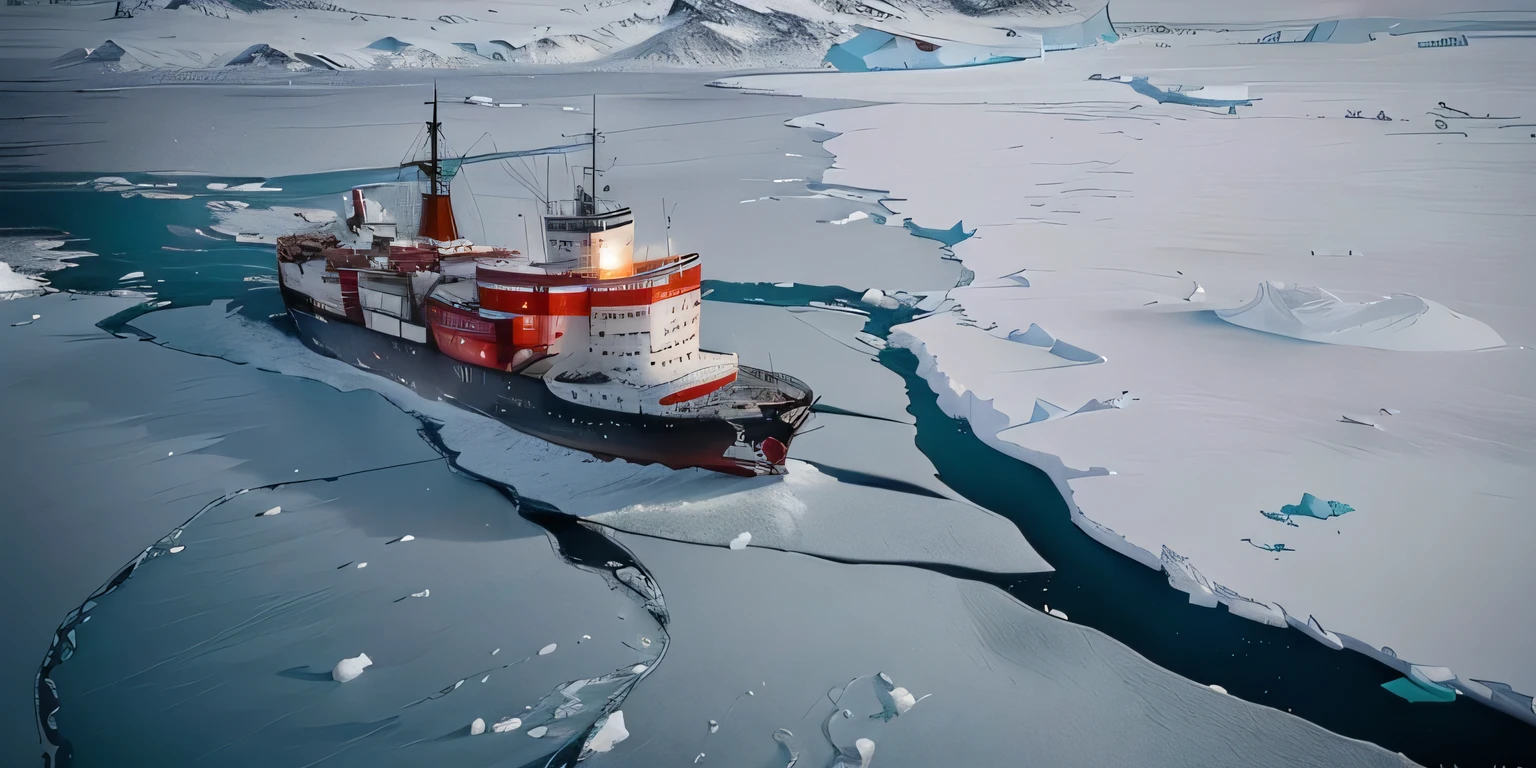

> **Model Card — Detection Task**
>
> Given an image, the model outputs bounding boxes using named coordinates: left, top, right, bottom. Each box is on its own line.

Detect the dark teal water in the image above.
left=6, top=173, right=1533, bottom=766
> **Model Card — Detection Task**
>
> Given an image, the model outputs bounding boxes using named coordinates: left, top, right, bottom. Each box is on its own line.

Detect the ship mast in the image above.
left=582, top=94, right=600, bottom=216
left=427, top=85, right=442, bottom=196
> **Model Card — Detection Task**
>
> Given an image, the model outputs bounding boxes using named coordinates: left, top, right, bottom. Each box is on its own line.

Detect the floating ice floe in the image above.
left=728, top=532, right=752, bottom=550
left=493, top=716, right=522, bottom=732
left=356, top=562, right=368, bottom=569
left=539, top=643, right=558, bottom=655
left=470, top=717, right=486, bottom=735
left=259, top=506, right=281, bottom=516
left=118, top=271, right=144, bottom=281
left=527, top=725, right=548, bottom=738
left=632, top=664, right=647, bottom=673
left=708, top=719, right=718, bottom=733
left=860, top=288, right=901, bottom=310
left=332, top=653, right=373, bottom=683
left=1045, top=605, right=1069, bottom=620
left=387, top=534, right=415, bottom=544
left=168, top=545, right=185, bottom=554
left=585, top=710, right=629, bottom=753
left=903, top=218, right=974, bottom=248
left=409, top=589, right=430, bottom=598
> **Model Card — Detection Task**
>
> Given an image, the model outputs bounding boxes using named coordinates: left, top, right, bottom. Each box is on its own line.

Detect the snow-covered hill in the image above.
left=3, top=0, right=1109, bottom=72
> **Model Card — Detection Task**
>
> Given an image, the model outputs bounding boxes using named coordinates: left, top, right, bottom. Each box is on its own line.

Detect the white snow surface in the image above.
left=0, top=263, right=44, bottom=300
left=728, top=30, right=1536, bottom=700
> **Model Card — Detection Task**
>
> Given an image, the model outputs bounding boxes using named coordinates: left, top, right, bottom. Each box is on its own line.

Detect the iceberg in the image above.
left=1279, top=493, right=1353, bottom=521
left=331, top=653, right=372, bottom=683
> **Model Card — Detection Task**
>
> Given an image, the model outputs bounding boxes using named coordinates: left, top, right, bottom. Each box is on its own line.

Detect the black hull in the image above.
left=283, top=295, right=810, bottom=476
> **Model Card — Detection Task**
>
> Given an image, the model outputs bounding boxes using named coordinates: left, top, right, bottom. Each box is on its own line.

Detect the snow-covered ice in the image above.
left=585, top=710, right=630, bottom=753
left=726, top=18, right=1536, bottom=710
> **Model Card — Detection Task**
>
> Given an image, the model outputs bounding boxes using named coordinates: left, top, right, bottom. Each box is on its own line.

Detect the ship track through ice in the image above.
left=276, top=91, right=813, bottom=475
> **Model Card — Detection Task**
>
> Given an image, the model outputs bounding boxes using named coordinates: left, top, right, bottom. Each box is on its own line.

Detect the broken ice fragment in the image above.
left=168, top=545, right=185, bottom=554
left=527, top=725, right=548, bottom=738
left=586, top=710, right=629, bottom=753
left=1208, top=684, right=1229, bottom=695
left=118, top=271, right=144, bottom=281
left=470, top=717, right=486, bottom=735
left=410, top=589, right=430, bottom=598
left=632, top=664, right=648, bottom=673
left=356, top=562, right=368, bottom=569
left=332, top=653, right=373, bottom=682
left=259, top=506, right=281, bottom=516
left=695, top=753, right=705, bottom=764
left=493, top=717, right=522, bottom=733
left=387, top=534, right=415, bottom=544
left=708, top=719, right=718, bottom=733
left=492, top=648, right=500, bottom=655
left=581, top=634, right=591, bottom=642
left=1280, top=493, right=1353, bottom=520
left=728, top=532, right=752, bottom=550
left=539, top=643, right=557, bottom=656
left=1045, top=605, right=1069, bottom=620
left=640, top=637, right=651, bottom=648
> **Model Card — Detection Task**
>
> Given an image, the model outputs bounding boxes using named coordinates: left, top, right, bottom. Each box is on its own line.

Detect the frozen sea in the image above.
left=1, top=60, right=1532, bottom=768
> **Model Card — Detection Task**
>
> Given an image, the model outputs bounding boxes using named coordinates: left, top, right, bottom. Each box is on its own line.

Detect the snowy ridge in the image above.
left=11, top=0, right=1108, bottom=72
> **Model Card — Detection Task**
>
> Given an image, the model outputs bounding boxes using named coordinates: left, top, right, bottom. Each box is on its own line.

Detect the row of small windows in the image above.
left=652, top=351, right=695, bottom=367
left=598, top=309, right=648, bottom=320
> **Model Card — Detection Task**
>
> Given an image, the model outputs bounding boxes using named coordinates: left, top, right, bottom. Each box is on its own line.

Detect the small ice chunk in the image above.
left=640, top=637, right=652, bottom=648
left=466, top=95, right=493, bottom=104
left=633, top=664, right=648, bottom=673
left=1208, top=684, right=1229, bottom=695
left=539, top=643, right=557, bottom=656
left=728, top=532, right=752, bottom=550
left=167, top=452, right=174, bottom=456
left=708, top=719, right=718, bottom=733
left=356, top=562, right=368, bottom=569
left=118, top=271, right=145, bottom=281
left=493, top=717, right=522, bottom=733
left=695, top=754, right=705, bottom=764
left=492, top=648, right=500, bottom=655
left=587, top=710, right=629, bottom=752
left=527, top=725, right=548, bottom=738
left=470, top=717, right=486, bottom=735
left=260, top=506, right=282, bottom=516
left=387, top=534, right=415, bottom=544
left=482, top=675, right=490, bottom=683
left=581, top=634, right=591, bottom=641
left=410, top=589, right=430, bottom=598
left=855, top=737, right=875, bottom=767
left=1046, top=606, right=1069, bottom=620
left=168, top=545, right=185, bottom=554
left=890, top=687, right=917, bottom=715
left=332, top=653, right=373, bottom=682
